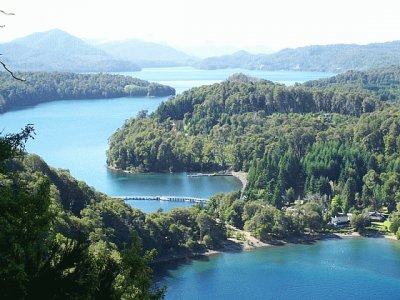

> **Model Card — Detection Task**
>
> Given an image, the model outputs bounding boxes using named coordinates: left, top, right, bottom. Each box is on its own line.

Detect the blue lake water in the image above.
left=1, top=67, right=400, bottom=297
left=159, top=237, right=400, bottom=300
left=123, top=67, right=335, bottom=94
left=0, top=67, right=333, bottom=211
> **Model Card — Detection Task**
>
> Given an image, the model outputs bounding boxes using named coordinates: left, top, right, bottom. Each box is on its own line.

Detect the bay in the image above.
left=0, top=67, right=333, bottom=211
left=159, top=237, right=400, bottom=300
left=2, top=67, right=399, bottom=298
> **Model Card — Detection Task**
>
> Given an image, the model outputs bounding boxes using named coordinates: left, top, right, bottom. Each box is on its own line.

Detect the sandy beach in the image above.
left=202, top=228, right=398, bottom=259
left=231, top=171, right=248, bottom=192
left=153, top=225, right=398, bottom=265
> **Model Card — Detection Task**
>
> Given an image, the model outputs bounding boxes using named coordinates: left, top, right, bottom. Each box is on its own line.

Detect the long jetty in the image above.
left=112, top=195, right=209, bottom=204
left=187, top=172, right=233, bottom=177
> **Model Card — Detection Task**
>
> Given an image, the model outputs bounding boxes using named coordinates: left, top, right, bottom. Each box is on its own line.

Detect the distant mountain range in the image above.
left=194, top=42, right=400, bottom=72
left=92, top=39, right=196, bottom=67
left=1, top=29, right=400, bottom=72
left=0, top=29, right=140, bottom=72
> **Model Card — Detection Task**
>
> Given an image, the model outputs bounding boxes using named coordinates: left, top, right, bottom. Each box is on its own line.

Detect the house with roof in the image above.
left=331, top=213, right=353, bottom=226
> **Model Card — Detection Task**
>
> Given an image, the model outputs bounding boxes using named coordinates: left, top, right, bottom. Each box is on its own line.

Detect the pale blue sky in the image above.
left=1, top=0, right=399, bottom=55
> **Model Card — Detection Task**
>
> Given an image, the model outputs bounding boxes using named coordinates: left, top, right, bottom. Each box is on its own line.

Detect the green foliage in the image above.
left=350, top=212, right=371, bottom=232
left=107, top=67, right=400, bottom=226
left=0, top=174, right=53, bottom=298
left=0, top=124, right=35, bottom=164
left=124, top=84, right=148, bottom=96
left=304, top=66, right=400, bottom=100
left=206, top=193, right=325, bottom=241
left=108, top=67, right=400, bottom=174
left=389, top=205, right=400, bottom=234
left=0, top=72, right=175, bottom=112
left=114, top=232, right=165, bottom=300
left=0, top=128, right=166, bottom=299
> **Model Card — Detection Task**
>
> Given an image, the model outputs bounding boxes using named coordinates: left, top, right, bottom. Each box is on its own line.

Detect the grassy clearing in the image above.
left=369, top=221, right=391, bottom=233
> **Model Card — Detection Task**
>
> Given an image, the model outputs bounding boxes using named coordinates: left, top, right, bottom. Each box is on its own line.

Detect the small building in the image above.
left=369, top=211, right=386, bottom=222
left=331, top=213, right=352, bottom=227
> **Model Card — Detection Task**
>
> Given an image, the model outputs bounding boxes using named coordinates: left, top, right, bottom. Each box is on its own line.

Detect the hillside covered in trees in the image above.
left=194, top=41, right=400, bottom=72
left=107, top=67, right=399, bottom=173
left=0, top=127, right=230, bottom=298
left=4, top=66, right=400, bottom=297
left=0, top=72, right=175, bottom=112
left=107, top=67, right=400, bottom=238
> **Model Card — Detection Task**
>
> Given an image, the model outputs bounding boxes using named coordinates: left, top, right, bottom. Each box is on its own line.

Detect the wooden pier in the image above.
left=187, top=172, right=233, bottom=177
left=111, top=195, right=209, bottom=204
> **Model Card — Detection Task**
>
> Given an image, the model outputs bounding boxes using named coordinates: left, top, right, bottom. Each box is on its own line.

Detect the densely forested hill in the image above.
left=107, top=67, right=400, bottom=173
left=303, top=66, right=400, bottom=100
left=0, top=72, right=175, bottom=112
left=106, top=66, right=400, bottom=241
left=0, top=128, right=228, bottom=298
left=0, top=29, right=140, bottom=72
left=194, top=41, right=400, bottom=72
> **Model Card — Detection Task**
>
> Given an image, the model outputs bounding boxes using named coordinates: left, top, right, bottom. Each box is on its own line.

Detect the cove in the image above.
left=158, top=237, right=400, bottom=299
left=0, top=67, right=333, bottom=212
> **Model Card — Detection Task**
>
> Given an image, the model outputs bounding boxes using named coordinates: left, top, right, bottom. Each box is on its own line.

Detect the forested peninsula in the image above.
left=4, top=67, right=400, bottom=298
left=107, top=66, right=400, bottom=239
left=0, top=72, right=175, bottom=112
left=107, top=67, right=400, bottom=173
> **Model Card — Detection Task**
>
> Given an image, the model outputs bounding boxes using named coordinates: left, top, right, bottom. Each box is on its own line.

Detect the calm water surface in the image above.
left=0, top=67, right=332, bottom=211
left=2, top=68, right=400, bottom=297
left=159, top=238, right=400, bottom=300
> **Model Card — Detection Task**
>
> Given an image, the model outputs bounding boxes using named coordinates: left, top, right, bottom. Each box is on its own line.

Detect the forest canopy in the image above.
left=0, top=72, right=175, bottom=112
left=107, top=66, right=400, bottom=220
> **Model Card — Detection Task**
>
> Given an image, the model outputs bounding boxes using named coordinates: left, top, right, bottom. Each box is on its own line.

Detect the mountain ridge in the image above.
left=94, top=38, right=197, bottom=67
left=195, top=41, right=400, bottom=72
left=2, top=29, right=400, bottom=72
left=0, top=29, right=141, bottom=72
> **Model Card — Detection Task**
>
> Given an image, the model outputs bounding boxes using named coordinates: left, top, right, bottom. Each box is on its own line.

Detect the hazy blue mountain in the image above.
left=195, top=41, right=400, bottom=72
left=0, top=29, right=140, bottom=72
left=193, top=50, right=260, bottom=69
left=95, top=39, right=197, bottom=67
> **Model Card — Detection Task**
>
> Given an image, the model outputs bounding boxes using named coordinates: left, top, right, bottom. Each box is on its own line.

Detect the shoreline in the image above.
left=231, top=171, right=248, bottom=192
left=108, top=166, right=249, bottom=194
left=153, top=229, right=398, bottom=265
left=107, top=165, right=137, bottom=174
left=107, top=166, right=397, bottom=260
left=220, top=230, right=398, bottom=253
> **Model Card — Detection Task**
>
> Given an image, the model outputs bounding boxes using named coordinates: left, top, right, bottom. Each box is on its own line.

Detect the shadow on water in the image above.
left=153, top=253, right=212, bottom=280
left=154, top=233, right=348, bottom=278
left=152, top=232, right=357, bottom=289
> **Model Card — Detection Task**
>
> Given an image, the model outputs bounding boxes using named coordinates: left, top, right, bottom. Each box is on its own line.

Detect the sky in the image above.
left=1, top=0, right=400, bottom=56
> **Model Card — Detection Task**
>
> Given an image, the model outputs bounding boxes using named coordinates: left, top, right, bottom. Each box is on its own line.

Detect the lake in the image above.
left=159, top=237, right=400, bottom=299
left=0, top=67, right=333, bottom=211
left=2, top=67, right=399, bottom=298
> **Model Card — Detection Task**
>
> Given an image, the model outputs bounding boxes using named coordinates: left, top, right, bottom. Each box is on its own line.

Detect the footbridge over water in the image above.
left=111, top=195, right=209, bottom=204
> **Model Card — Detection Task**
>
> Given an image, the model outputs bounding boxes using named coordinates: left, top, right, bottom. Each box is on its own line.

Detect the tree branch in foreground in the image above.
left=0, top=10, right=15, bottom=15
left=0, top=59, right=25, bottom=81
left=1, top=9, right=24, bottom=80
